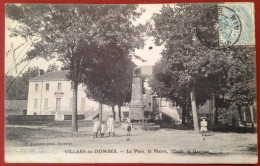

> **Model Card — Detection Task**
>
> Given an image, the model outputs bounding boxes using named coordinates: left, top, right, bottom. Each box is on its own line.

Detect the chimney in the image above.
left=39, top=69, right=44, bottom=76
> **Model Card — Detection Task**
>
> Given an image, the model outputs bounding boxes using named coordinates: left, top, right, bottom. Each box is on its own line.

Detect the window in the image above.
left=46, top=83, right=49, bottom=91
left=58, top=83, right=62, bottom=91
left=33, top=98, right=38, bottom=109
left=169, top=101, right=176, bottom=107
left=172, top=101, right=177, bottom=107
left=35, top=84, right=39, bottom=91
left=160, top=98, right=167, bottom=107
left=44, top=98, right=48, bottom=108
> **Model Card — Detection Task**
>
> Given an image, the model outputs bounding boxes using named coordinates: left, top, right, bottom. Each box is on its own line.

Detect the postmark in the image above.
left=196, top=6, right=242, bottom=49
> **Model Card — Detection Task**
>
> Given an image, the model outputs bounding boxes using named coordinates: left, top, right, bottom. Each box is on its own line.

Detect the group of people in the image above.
left=93, top=114, right=207, bottom=140
left=92, top=114, right=132, bottom=139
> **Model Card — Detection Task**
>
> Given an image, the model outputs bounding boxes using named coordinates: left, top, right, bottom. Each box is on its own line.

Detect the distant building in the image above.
left=136, top=66, right=181, bottom=122
left=138, top=66, right=223, bottom=124
left=27, top=70, right=103, bottom=120
left=5, top=100, right=27, bottom=116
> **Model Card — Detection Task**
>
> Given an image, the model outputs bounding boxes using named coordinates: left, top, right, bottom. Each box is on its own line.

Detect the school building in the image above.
left=27, top=70, right=107, bottom=120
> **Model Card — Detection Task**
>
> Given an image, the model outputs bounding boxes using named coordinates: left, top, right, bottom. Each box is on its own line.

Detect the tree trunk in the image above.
left=215, top=106, right=218, bottom=125
left=112, top=105, right=115, bottom=120
left=243, top=108, right=247, bottom=125
left=118, top=105, right=121, bottom=122
left=190, top=88, right=199, bottom=133
left=182, top=104, right=187, bottom=125
left=237, top=105, right=242, bottom=125
left=71, top=81, right=78, bottom=132
left=99, top=102, right=102, bottom=123
left=186, top=106, right=192, bottom=124
left=250, top=105, right=254, bottom=129
left=211, top=94, right=216, bottom=126
left=236, top=110, right=240, bottom=126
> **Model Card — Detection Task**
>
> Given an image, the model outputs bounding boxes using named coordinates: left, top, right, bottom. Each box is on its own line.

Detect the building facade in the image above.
left=27, top=70, right=100, bottom=118
left=137, top=66, right=181, bottom=122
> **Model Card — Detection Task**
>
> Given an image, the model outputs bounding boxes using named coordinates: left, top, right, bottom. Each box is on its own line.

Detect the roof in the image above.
left=29, top=66, right=153, bottom=82
left=29, top=70, right=69, bottom=82
left=137, top=65, right=153, bottom=76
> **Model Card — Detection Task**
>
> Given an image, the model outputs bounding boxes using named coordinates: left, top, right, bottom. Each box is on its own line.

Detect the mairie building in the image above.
left=27, top=70, right=106, bottom=120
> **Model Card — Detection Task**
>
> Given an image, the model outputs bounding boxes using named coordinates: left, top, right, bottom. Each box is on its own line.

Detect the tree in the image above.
left=46, top=63, right=59, bottom=72
left=21, top=66, right=41, bottom=81
left=6, top=4, right=145, bottom=131
left=5, top=66, right=41, bottom=100
left=83, top=50, right=136, bottom=121
left=224, top=46, right=256, bottom=127
left=151, top=4, right=232, bottom=132
left=5, top=75, right=26, bottom=100
left=151, top=59, right=191, bottom=124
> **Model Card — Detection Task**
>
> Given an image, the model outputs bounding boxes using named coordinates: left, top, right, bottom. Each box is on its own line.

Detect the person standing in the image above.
left=107, top=113, right=115, bottom=137
left=100, top=123, right=106, bottom=138
left=126, top=117, right=132, bottom=141
left=92, top=118, right=100, bottom=139
left=200, top=117, right=208, bottom=140
left=126, top=118, right=132, bottom=136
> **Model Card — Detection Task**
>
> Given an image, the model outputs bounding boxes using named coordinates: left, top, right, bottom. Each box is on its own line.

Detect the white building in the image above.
left=137, top=66, right=181, bottom=122
left=27, top=70, right=102, bottom=120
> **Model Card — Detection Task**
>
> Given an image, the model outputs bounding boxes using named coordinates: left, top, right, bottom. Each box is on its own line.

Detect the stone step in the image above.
left=136, top=123, right=160, bottom=130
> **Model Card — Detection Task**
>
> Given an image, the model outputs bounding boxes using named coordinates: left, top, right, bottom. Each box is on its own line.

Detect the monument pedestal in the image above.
left=55, top=112, right=64, bottom=121
left=129, top=103, right=145, bottom=121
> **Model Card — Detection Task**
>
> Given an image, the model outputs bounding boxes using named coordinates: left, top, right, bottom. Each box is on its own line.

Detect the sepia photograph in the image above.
left=4, top=2, right=257, bottom=164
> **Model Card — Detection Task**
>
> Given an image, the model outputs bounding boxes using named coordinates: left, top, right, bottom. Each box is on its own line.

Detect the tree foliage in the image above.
left=46, top=62, right=59, bottom=73
left=6, top=4, right=145, bottom=84
left=151, top=4, right=229, bottom=106
left=224, top=46, right=256, bottom=106
left=5, top=67, right=40, bottom=100
left=151, top=4, right=256, bottom=126
left=6, top=4, right=145, bottom=130
left=83, top=55, right=135, bottom=107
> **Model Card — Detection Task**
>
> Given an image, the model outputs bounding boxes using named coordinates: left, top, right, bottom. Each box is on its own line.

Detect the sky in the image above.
left=5, top=4, right=165, bottom=76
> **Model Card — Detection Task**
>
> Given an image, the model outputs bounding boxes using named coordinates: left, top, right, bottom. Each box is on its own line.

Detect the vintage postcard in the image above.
left=5, top=2, right=257, bottom=164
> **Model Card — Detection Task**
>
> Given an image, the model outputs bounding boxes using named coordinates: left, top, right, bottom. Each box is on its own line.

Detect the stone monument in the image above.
left=129, top=67, right=146, bottom=121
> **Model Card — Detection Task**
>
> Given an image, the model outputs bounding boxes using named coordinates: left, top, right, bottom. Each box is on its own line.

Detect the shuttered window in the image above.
left=46, top=83, right=49, bottom=91
left=34, top=98, right=38, bottom=109
left=44, top=98, right=48, bottom=108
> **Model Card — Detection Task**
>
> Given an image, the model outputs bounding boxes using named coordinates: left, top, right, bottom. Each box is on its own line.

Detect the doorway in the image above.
left=56, top=98, right=61, bottom=111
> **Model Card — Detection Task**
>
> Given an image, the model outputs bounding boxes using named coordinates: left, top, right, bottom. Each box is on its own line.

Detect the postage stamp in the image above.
left=196, top=5, right=242, bottom=49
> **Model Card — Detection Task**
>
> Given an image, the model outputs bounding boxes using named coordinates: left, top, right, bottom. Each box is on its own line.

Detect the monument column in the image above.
left=129, top=68, right=146, bottom=122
